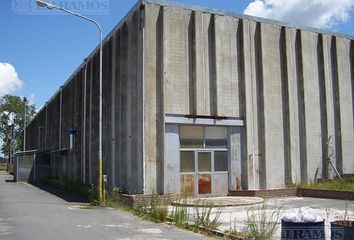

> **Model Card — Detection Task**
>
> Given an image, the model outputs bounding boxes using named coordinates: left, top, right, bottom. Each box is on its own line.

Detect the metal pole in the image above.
left=36, top=0, right=104, bottom=204
left=23, top=97, right=27, bottom=151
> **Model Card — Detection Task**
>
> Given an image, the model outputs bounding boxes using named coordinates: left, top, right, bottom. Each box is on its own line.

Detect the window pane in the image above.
left=180, top=151, right=195, bottom=172
left=180, top=126, right=203, bottom=148
left=205, top=127, right=227, bottom=148
left=198, top=152, right=211, bottom=172
left=214, top=151, right=228, bottom=171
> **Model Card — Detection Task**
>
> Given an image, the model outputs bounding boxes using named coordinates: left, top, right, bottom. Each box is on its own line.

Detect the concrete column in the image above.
left=243, top=19, right=260, bottom=189
left=322, top=35, right=336, bottom=178
left=194, top=12, right=211, bottom=115
left=214, top=15, right=240, bottom=117
left=164, top=124, right=180, bottom=194
left=301, top=31, right=323, bottom=182
left=286, top=28, right=301, bottom=183
left=336, top=38, right=354, bottom=174
left=163, top=7, right=191, bottom=115
left=228, top=127, right=243, bottom=190
left=260, top=23, right=285, bottom=188
left=143, top=4, right=164, bottom=193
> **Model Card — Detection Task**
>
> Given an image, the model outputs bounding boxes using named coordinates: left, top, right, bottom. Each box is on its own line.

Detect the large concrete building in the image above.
left=22, top=0, right=354, bottom=196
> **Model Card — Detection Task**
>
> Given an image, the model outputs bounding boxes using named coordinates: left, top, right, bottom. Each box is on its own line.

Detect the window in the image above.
left=180, top=126, right=203, bottom=148
left=205, top=127, right=227, bottom=148
left=180, top=151, right=195, bottom=172
left=198, top=152, right=211, bottom=172
left=180, top=126, right=227, bottom=149
left=214, top=151, right=228, bottom=171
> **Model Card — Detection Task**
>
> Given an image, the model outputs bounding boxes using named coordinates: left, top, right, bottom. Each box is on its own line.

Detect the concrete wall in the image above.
left=25, top=3, right=144, bottom=193
left=25, top=0, right=354, bottom=193
left=142, top=1, right=354, bottom=190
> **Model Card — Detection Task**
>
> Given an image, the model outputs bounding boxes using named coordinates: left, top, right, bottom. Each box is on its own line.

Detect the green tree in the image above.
left=0, top=95, right=36, bottom=163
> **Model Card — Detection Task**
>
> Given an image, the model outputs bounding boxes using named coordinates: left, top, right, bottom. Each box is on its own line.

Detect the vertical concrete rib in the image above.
left=110, top=32, right=116, bottom=187
left=243, top=19, right=259, bottom=189
left=143, top=4, right=164, bottom=193
left=351, top=41, right=354, bottom=134
left=121, top=23, right=129, bottom=190
left=254, top=22, right=266, bottom=189
left=208, top=15, right=217, bottom=116
left=194, top=12, right=211, bottom=115
left=163, top=7, right=191, bottom=115
left=88, top=60, right=93, bottom=184
left=237, top=19, right=248, bottom=188
left=322, top=35, right=336, bottom=178
left=129, top=11, right=142, bottom=192
left=280, top=27, right=291, bottom=185
left=295, top=30, right=307, bottom=182
left=261, top=23, right=285, bottom=188
left=114, top=28, right=122, bottom=187
left=336, top=37, right=354, bottom=173
left=301, top=31, right=323, bottom=182
left=330, top=36, right=343, bottom=173
left=188, top=11, right=196, bottom=115
left=157, top=7, right=165, bottom=193
left=237, top=19, right=245, bottom=118
left=136, top=7, right=144, bottom=192
left=317, top=34, right=329, bottom=177
left=214, top=15, right=239, bottom=117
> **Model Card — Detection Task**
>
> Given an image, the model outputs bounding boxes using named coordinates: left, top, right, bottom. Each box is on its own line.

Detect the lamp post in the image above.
left=23, top=97, right=27, bottom=152
left=36, top=0, right=104, bottom=204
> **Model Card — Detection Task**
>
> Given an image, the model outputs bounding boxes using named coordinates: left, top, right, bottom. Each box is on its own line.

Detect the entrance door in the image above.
left=180, top=151, right=213, bottom=196
left=179, top=126, right=229, bottom=196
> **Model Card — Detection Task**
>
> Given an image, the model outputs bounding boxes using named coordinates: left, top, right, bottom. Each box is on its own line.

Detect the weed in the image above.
left=296, top=178, right=354, bottom=191
left=133, top=192, right=168, bottom=223
left=193, top=200, right=221, bottom=230
left=169, top=198, right=190, bottom=227
left=243, top=204, right=282, bottom=240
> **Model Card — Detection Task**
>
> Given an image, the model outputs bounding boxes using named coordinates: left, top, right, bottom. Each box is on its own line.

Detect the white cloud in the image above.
left=0, top=63, right=23, bottom=96
left=244, top=0, right=354, bottom=29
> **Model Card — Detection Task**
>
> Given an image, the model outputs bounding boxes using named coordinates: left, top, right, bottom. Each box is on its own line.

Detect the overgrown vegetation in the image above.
left=169, top=198, right=190, bottom=227
left=193, top=200, right=221, bottom=231
left=296, top=178, right=354, bottom=192
left=243, top=204, right=282, bottom=240
left=134, top=192, right=168, bottom=223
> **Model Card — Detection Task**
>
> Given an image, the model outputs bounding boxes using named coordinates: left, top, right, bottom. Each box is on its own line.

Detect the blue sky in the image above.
left=0, top=0, right=353, bottom=111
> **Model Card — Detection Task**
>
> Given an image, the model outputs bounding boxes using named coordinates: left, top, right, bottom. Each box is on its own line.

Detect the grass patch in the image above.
left=297, top=178, right=354, bottom=191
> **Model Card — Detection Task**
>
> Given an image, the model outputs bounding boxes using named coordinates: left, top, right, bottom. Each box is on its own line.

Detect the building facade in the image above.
left=24, top=0, right=354, bottom=196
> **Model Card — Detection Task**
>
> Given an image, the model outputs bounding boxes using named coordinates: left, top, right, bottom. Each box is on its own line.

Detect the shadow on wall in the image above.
left=14, top=152, right=51, bottom=183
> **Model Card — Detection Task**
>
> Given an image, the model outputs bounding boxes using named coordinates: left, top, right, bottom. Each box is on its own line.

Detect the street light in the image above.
left=36, top=0, right=104, bottom=204
left=23, top=97, right=27, bottom=152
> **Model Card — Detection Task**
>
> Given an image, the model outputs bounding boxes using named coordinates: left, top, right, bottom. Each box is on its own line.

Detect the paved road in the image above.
left=0, top=171, right=210, bottom=240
